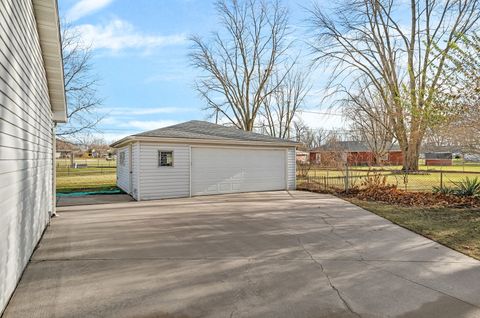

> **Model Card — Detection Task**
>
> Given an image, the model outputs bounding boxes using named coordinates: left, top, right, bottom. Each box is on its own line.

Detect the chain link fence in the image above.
left=56, top=158, right=116, bottom=176
left=297, top=163, right=480, bottom=193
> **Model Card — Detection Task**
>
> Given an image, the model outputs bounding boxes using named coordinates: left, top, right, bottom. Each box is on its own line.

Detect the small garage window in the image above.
left=119, top=151, right=126, bottom=166
left=158, top=150, right=173, bottom=167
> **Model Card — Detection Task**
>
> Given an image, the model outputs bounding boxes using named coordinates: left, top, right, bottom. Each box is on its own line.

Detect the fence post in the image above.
left=440, top=171, right=443, bottom=189
left=345, top=164, right=349, bottom=193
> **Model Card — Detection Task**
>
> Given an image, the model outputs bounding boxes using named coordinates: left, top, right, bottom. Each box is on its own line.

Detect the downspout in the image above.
left=189, top=145, right=192, bottom=197
left=52, top=123, right=57, bottom=217
left=137, top=142, right=141, bottom=201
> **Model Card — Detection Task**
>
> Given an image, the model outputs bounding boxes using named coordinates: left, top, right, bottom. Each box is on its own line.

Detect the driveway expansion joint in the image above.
left=361, top=260, right=480, bottom=310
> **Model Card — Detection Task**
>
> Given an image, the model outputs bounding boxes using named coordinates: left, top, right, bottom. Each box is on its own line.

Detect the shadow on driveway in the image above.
left=4, top=191, right=480, bottom=318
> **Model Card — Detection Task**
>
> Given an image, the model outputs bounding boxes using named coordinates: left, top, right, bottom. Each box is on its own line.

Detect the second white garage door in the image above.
left=191, top=147, right=286, bottom=196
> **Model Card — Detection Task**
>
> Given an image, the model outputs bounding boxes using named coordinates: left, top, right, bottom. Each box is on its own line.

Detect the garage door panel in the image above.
left=191, top=147, right=286, bottom=196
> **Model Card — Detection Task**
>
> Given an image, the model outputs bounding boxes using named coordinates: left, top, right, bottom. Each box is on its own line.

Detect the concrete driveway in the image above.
left=3, top=191, right=480, bottom=318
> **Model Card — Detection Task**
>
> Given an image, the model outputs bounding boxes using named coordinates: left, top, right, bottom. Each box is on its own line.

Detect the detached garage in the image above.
left=110, top=121, right=297, bottom=200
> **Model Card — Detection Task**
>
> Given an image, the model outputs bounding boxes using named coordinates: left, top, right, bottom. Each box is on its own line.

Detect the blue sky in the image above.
left=58, top=0, right=345, bottom=142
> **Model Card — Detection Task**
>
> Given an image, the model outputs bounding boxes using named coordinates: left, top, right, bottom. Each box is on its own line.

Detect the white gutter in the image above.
left=110, top=136, right=299, bottom=149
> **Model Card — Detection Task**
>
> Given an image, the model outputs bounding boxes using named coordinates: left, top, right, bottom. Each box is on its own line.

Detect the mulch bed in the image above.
left=298, top=182, right=480, bottom=208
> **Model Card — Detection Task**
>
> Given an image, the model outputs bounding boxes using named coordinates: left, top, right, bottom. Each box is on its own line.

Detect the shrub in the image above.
left=453, top=177, right=480, bottom=197
left=432, top=186, right=457, bottom=195
left=297, top=162, right=312, bottom=178
left=360, top=171, right=396, bottom=190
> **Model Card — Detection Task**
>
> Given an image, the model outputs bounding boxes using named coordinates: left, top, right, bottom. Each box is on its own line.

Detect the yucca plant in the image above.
left=452, top=177, right=480, bottom=197
left=432, top=186, right=456, bottom=195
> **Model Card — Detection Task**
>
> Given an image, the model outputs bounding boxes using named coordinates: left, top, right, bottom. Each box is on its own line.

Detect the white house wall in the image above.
left=0, top=0, right=53, bottom=312
left=116, top=145, right=130, bottom=193
left=287, top=147, right=296, bottom=190
left=138, top=143, right=190, bottom=200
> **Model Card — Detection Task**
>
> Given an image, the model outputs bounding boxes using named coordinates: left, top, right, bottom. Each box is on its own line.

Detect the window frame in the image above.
left=158, top=150, right=174, bottom=167
left=119, top=151, right=126, bottom=167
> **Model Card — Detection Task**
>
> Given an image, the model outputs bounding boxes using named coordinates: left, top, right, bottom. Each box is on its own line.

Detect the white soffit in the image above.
left=32, top=0, right=67, bottom=123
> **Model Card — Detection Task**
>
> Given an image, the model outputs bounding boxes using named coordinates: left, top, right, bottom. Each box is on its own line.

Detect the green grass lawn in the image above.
left=56, top=173, right=117, bottom=192
left=56, top=158, right=117, bottom=192
left=347, top=198, right=480, bottom=260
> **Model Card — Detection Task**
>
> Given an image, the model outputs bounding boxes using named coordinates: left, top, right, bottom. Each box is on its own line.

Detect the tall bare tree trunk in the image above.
left=309, top=0, right=480, bottom=171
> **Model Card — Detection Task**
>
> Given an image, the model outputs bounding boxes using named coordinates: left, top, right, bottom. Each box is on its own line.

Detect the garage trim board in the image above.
left=111, top=121, right=297, bottom=200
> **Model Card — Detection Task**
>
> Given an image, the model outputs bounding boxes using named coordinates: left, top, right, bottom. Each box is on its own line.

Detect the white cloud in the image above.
left=74, top=19, right=186, bottom=52
left=66, top=0, right=113, bottom=21
left=104, top=106, right=195, bottom=116
left=297, top=109, right=347, bottom=130
left=125, top=120, right=180, bottom=131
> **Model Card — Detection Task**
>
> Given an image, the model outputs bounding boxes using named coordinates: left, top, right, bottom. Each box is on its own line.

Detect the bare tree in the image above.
left=308, top=0, right=480, bottom=170
left=344, top=81, right=395, bottom=164
left=293, top=119, right=333, bottom=150
left=441, top=32, right=480, bottom=153
left=425, top=33, right=480, bottom=154
left=58, top=21, right=103, bottom=137
left=190, top=0, right=293, bottom=131
left=260, top=69, right=310, bottom=139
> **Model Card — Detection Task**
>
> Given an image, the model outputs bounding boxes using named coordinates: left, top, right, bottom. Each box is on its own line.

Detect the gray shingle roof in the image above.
left=132, top=120, right=295, bottom=144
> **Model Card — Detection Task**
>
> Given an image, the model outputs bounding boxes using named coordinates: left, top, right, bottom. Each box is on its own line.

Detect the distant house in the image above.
left=296, top=150, right=309, bottom=163
left=0, top=0, right=66, bottom=313
left=425, top=152, right=453, bottom=166
left=56, top=139, right=82, bottom=158
left=85, top=144, right=111, bottom=158
left=310, top=141, right=403, bottom=166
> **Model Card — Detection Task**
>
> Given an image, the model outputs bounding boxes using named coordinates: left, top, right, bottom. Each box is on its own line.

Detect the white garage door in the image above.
left=191, top=147, right=286, bottom=196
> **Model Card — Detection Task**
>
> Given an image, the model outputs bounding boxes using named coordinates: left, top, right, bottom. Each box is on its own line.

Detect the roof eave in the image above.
left=110, top=136, right=298, bottom=148
left=33, top=0, right=67, bottom=123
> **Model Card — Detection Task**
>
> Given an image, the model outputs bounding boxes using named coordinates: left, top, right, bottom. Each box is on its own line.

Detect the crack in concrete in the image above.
left=315, top=212, right=480, bottom=311
left=317, top=213, right=365, bottom=262
left=296, top=236, right=362, bottom=318
left=315, top=211, right=480, bottom=310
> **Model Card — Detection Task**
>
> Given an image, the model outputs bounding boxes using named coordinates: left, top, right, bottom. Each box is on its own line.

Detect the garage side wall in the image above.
left=0, top=0, right=53, bottom=312
left=138, top=143, right=190, bottom=200
left=287, top=147, right=296, bottom=190
left=131, top=142, right=140, bottom=199
left=116, top=145, right=130, bottom=193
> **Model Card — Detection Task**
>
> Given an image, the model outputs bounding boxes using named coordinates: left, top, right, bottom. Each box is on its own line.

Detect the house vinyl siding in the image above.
left=287, top=147, right=296, bottom=190
left=0, top=0, right=55, bottom=313
left=116, top=145, right=131, bottom=194
left=138, top=143, right=190, bottom=200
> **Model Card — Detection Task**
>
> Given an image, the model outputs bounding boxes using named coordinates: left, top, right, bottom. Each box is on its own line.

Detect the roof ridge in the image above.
left=122, top=120, right=297, bottom=146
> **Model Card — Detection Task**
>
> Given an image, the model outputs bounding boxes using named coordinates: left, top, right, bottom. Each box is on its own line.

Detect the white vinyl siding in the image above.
left=131, top=142, right=140, bottom=200
left=116, top=141, right=296, bottom=200
left=191, top=147, right=286, bottom=196
left=138, top=143, right=190, bottom=200
left=287, top=147, right=296, bottom=190
left=0, top=0, right=53, bottom=313
left=116, top=145, right=130, bottom=193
